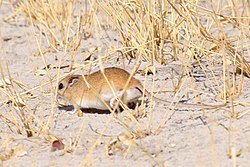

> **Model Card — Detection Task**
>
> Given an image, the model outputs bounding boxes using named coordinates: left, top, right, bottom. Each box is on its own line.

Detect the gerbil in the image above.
left=56, top=67, right=225, bottom=114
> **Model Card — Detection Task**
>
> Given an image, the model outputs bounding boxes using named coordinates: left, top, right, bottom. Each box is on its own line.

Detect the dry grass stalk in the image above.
left=6, top=0, right=92, bottom=53
left=0, top=0, right=249, bottom=165
left=0, top=61, right=33, bottom=137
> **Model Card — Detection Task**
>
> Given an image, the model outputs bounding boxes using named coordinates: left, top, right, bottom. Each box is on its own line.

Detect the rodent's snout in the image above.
left=55, top=93, right=66, bottom=106
left=54, top=93, right=60, bottom=106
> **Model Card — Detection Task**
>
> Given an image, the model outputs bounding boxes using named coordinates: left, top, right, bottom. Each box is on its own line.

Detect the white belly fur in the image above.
left=79, top=98, right=108, bottom=110
left=78, top=88, right=142, bottom=110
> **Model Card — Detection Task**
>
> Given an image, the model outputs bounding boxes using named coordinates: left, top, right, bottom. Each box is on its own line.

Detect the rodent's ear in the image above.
left=68, top=76, right=79, bottom=87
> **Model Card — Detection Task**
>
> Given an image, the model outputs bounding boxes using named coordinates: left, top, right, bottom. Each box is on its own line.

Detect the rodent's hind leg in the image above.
left=126, top=88, right=142, bottom=103
left=110, top=87, right=142, bottom=109
left=109, top=90, right=127, bottom=109
left=125, top=88, right=143, bottom=109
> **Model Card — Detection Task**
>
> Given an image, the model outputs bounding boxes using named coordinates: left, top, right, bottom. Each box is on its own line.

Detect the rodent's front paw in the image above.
left=70, top=108, right=83, bottom=117
left=77, top=110, right=83, bottom=117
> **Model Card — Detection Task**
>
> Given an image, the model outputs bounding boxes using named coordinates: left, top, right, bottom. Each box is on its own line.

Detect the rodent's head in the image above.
left=56, top=75, right=81, bottom=100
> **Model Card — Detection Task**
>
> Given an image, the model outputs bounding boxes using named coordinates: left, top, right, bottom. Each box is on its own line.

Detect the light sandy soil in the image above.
left=0, top=2, right=249, bottom=167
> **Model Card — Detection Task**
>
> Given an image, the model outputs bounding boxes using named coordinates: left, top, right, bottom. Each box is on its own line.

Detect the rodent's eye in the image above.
left=58, top=83, right=64, bottom=90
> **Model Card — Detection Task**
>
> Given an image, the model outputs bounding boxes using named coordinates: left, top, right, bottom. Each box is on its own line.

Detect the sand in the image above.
left=0, top=1, right=249, bottom=167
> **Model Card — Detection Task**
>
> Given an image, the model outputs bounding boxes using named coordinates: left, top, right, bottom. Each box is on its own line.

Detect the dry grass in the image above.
left=0, top=0, right=249, bottom=166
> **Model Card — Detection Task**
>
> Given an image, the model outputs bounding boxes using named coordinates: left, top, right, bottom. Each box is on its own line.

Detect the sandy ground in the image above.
left=0, top=2, right=250, bottom=167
